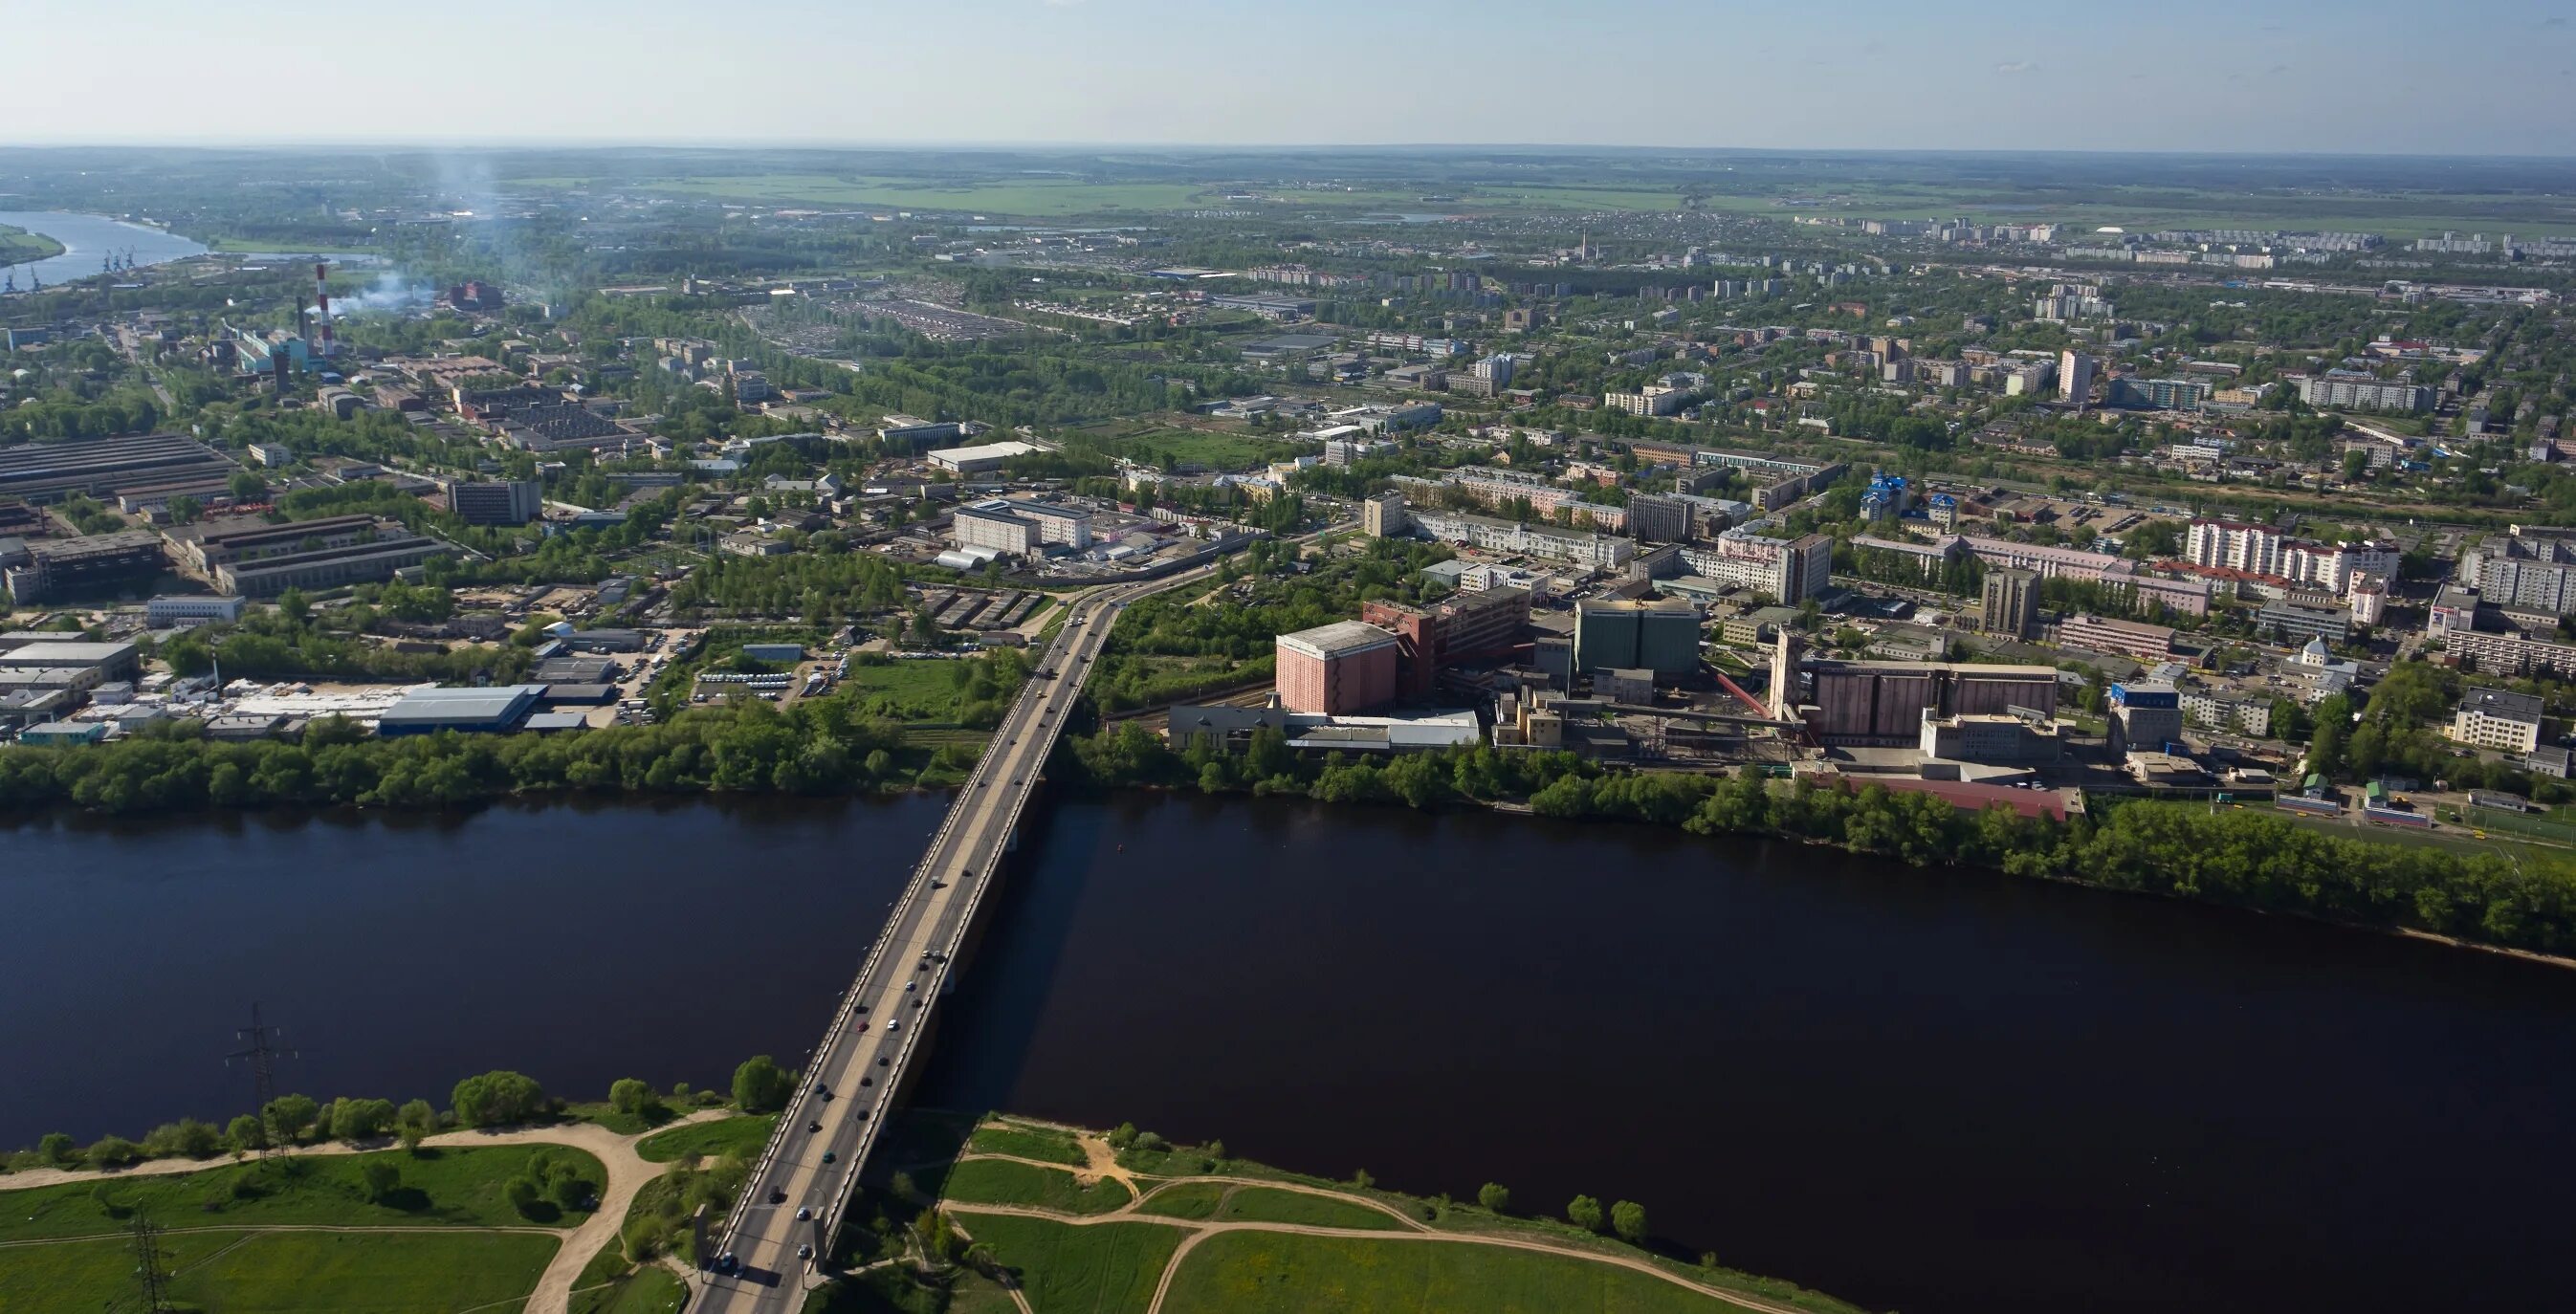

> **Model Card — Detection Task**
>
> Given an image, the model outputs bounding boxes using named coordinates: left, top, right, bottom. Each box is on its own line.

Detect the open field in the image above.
left=0, top=223, right=64, bottom=264
left=965, top=1122, right=1087, bottom=1167
left=0, top=1229, right=558, bottom=1314
left=1064, top=422, right=1310, bottom=473
left=516, top=174, right=1215, bottom=216
left=953, top=1213, right=1183, bottom=1314
left=0, top=1144, right=601, bottom=1240
left=637, top=1113, right=777, bottom=1165
left=942, top=1157, right=1134, bottom=1215
left=1160, top=1229, right=1748, bottom=1314
left=1213, top=1185, right=1410, bottom=1231
left=842, top=658, right=998, bottom=723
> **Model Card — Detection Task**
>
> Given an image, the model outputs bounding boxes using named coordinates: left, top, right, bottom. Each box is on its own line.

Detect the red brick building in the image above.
left=1274, top=621, right=1400, bottom=715
left=1361, top=587, right=1532, bottom=698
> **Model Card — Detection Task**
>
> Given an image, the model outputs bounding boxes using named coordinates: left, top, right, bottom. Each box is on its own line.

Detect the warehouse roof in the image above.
left=376, top=684, right=546, bottom=732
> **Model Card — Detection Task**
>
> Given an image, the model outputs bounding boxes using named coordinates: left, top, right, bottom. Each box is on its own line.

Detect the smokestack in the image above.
left=296, top=294, right=310, bottom=341
left=315, top=262, right=334, bottom=358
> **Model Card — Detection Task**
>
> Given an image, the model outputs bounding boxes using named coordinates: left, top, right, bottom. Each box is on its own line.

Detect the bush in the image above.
left=1478, top=1182, right=1510, bottom=1214
left=358, top=1158, right=401, bottom=1203
left=142, top=1119, right=221, bottom=1160
left=731, top=1056, right=794, bottom=1115
left=1611, top=1199, right=1647, bottom=1244
left=609, top=1078, right=654, bottom=1117
left=451, top=1071, right=546, bottom=1128
left=87, top=1136, right=142, bottom=1170
left=1568, top=1194, right=1604, bottom=1232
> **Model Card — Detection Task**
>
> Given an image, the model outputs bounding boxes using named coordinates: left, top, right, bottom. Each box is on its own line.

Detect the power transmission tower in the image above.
left=225, top=1002, right=296, bottom=1115
left=117, top=1212, right=177, bottom=1314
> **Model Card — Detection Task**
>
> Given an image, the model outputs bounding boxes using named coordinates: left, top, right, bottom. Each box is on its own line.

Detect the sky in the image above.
left=15, top=0, right=2576, bottom=155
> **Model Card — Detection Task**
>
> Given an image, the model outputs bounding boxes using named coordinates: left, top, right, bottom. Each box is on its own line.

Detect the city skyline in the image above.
left=15, top=0, right=2576, bottom=156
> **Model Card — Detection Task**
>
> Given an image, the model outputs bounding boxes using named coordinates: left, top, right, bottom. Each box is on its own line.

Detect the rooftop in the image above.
left=1278, top=620, right=1399, bottom=660
left=2459, top=689, right=2545, bottom=724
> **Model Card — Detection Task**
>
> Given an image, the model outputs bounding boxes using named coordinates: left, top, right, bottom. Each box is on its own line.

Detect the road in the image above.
left=691, top=526, right=1340, bottom=1313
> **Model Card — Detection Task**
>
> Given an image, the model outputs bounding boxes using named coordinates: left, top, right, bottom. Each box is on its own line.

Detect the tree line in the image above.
left=1068, top=724, right=2576, bottom=957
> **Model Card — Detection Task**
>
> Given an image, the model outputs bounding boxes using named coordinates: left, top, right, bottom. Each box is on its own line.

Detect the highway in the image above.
left=690, top=532, right=1304, bottom=1312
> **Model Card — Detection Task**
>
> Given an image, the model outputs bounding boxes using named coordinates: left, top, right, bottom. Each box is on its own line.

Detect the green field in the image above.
left=0, top=223, right=64, bottom=265
left=0, top=1145, right=601, bottom=1240
left=1157, top=1230, right=1737, bottom=1314
left=941, top=1158, right=1132, bottom=1215
left=966, top=1123, right=1087, bottom=1167
left=571, top=1260, right=690, bottom=1314
left=0, top=1229, right=557, bottom=1314
left=841, top=658, right=1001, bottom=723
left=637, top=1114, right=777, bottom=1165
left=956, top=1214, right=1182, bottom=1314
left=517, top=173, right=1216, bottom=217
left=1133, top=1180, right=1227, bottom=1220
left=1213, top=1186, right=1408, bottom=1231
left=206, top=236, right=382, bottom=254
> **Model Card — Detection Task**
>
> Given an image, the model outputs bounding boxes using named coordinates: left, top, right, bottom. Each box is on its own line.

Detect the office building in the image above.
left=1980, top=567, right=2040, bottom=639
left=2109, top=681, right=2186, bottom=753
left=445, top=477, right=545, bottom=527
left=1406, top=508, right=1635, bottom=570
left=2059, top=350, right=2096, bottom=405
left=2056, top=614, right=2177, bottom=661
left=2256, top=596, right=2353, bottom=646
left=145, top=595, right=248, bottom=626
left=1626, top=493, right=1693, bottom=544
left=1275, top=621, right=1400, bottom=715
left=951, top=499, right=1091, bottom=558
left=1362, top=492, right=1409, bottom=538
left=1679, top=532, right=1832, bottom=604
left=1572, top=597, right=1701, bottom=674
left=2181, top=689, right=2275, bottom=738
left=2453, top=690, right=2544, bottom=755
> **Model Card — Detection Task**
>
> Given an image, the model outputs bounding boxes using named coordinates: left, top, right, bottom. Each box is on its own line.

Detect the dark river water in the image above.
left=7, top=793, right=2571, bottom=1314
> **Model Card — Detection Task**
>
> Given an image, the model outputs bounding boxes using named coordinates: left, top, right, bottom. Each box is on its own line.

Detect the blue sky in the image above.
left=17, top=0, right=2576, bottom=154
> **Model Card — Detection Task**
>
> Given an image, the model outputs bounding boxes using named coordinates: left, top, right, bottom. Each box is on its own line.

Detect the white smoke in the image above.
left=341, top=270, right=436, bottom=315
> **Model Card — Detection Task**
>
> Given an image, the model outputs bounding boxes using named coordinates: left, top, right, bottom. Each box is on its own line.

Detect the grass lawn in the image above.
left=571, top=1261, right=690, bottom=1314
left=941, top=1158, right=1131, bottom=1215
left=1075, top=427, right=1308, bottom=473
left=965, top=1124, right=1086, bottom=1167
left=1214, top=1187, right=1408, bottom=1231
left=0, top=1145, right=602, bottom=1241
left=956, top=1214, right=1182, bottom=1314
left=566, top=1099, right=687, bottom=1137
left=1133, top=1181, right=1227, bottom=1220
left=843, top=658, right=997, bottom=722
left=637, top=1115, right=778, bottom=1165
left=0, top=1229, right=558, bottom=1314
left=1158, top=1230, right=1743, bottom=1314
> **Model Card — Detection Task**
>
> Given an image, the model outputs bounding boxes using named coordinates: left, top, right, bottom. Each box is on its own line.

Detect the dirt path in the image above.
left=0, top=1109, right=727, bottom=1314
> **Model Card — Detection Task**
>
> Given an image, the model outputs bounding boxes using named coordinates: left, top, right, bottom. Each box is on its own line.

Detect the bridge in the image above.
left=690, top=540, right=1272, bottom=1312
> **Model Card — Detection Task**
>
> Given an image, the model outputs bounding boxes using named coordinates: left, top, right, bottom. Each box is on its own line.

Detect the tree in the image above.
left=451, top=1071, right=546, bottom=1128
left=1611, top=1199, right=1648, bottom=1243
left=327, top=1097, right=396, bottom=1143
left=226, top=1115, right=266, bottom=1153
left=1478, top=1182, right=1510, bottom=1214
left=142, top=1119, right=221, bottom=1160
left=165, top=493, right=201, bottom=525
left=608, top=1078, right=654, bottom=1118
left=395, top=1100, right=438, bottom=1151
left=87, top=1135, right=141, bottom=1169
left=503, top=1174, right=541, bottom=1217
left=1568, top=1194, right=1604, bottom=1232
left=731, top=1055, right=794, bottom=1114
left=277, top=587, right=311, bottom=624
left=263, top=1093, right=320, bottom=1145
left=35, top=1132, right=76, bottom=1166
left=359, top=1158, right=401, bottom=1203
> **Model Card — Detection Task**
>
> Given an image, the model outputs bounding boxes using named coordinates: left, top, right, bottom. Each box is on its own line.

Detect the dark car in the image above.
left=808, top=1120, right=822, bottom=1133
left=796, top=1205, right=813, bottom=1221
left=716, top=1252, right=739, bottom=1274
left=797, top=1242, right=813, bottom=1261
left=822, top=1150, right=836, bottom=1164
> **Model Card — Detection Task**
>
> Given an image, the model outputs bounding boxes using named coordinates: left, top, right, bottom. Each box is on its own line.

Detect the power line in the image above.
left=224, top=1002, right=297, bottom=1115
left=118, top=1211, right=177, bottom=1314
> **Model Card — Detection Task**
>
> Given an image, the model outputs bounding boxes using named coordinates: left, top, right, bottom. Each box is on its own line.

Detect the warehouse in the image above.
left=375, top=684, right=547, bottom=735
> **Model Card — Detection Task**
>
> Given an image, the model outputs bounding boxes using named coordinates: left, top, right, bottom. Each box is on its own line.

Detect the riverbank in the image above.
left=1063, top=721, right=2576, bottom=964
left=0, top=224, right=65, bottom=266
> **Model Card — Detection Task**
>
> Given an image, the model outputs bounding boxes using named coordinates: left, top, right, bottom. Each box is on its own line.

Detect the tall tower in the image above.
left=1770, top=629, right=1805, bottom=722
left=314, top=263, right=334, bottom=358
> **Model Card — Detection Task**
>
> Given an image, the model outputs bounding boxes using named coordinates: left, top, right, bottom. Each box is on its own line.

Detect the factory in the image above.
left=1275, top=620, right=1402, bottom=715
left=375, top=684, right=549, bottom=736
left=3, top=532, right=168, bottom=603
left=170, top=515, right=449, bottom=597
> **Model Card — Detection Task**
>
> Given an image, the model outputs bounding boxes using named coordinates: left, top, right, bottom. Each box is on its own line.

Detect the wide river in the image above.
left=5, top=793, right=2568, bottom=1314
left=0, top=210, right=209, bottom=285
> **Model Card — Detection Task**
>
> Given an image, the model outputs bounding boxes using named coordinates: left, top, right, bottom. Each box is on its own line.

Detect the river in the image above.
left=5, top=793, right=2570, bottom=1314
left=0, top=210, right=209, bottom=285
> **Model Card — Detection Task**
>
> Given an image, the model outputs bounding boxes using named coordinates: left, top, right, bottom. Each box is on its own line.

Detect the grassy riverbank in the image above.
left=820, top=1111, right=1869, bottom=1314
left=0, top=223, right=65, bottom=266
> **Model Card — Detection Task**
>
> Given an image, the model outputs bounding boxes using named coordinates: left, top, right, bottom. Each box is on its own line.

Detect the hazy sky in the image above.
left=18, top=0, right=2576, bottom=154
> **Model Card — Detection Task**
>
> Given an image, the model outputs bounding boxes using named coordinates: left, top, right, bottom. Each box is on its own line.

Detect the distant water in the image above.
left=0, top=210, right=209, bottom=286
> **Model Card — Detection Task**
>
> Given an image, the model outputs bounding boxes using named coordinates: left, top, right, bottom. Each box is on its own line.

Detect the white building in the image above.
left=950, top=499, right=1092, bottom=557
left=2453, top=690, right=2544, bottom=755
left=927, top=441, right=1043, bottom=475
left=145, top=595, right=249, bottom=626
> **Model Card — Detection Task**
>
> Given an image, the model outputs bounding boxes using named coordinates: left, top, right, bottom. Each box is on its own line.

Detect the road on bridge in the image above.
left=694, top=525, right=1346, bottom=1312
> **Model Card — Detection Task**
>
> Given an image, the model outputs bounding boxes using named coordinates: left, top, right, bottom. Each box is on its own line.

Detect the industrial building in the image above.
left=0, top=638, right=141, bottom=683
left=1921, top=710, right=2062, bottom=763
left=3, top=532, right=167, bottom=603
left=170, top=515, right=448, bottom=598
left=0, top=433, right=236, bottom=503
left=1775, top=635, right=2059, bottom=746
left=1165, top=703, right=1480, bottom=755
left=950, top=499, right=1092, bottom=557
left=927, top=441, right=1043, bottom=475
left=375, top=684, right=547, bottom=735
left=1274, top=621, right=1401, bottom=715
left=1572, top=597, right=1701, bottom=675
left=1361, top=587, right=1532, bottom=697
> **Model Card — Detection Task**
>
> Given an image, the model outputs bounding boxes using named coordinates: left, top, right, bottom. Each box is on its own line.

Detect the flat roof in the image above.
left=377, top=683, right=546, bottom=726
left=929, top=441, right=1041, bottom=463
left=1278, top=620, right=1398, bottom=661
